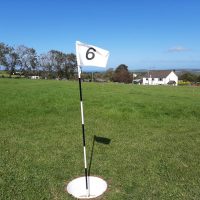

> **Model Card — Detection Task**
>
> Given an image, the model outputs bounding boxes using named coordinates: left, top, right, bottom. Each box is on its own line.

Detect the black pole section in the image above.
left=78, top=71, right=88, bottom=191
left=78, top=78, right=83, bottom=101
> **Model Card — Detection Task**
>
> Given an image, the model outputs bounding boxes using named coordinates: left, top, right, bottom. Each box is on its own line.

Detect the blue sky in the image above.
left=0, top=0, right=200, bottom=70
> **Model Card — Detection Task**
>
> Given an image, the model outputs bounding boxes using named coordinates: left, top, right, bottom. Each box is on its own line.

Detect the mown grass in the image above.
left=0, top=79, right=200, bottom=200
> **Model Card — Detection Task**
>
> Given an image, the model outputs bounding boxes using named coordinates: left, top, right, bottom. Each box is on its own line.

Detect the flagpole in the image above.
left=78, top=65, right=89, bottom=196
left=66, top=42, right=109, bottom=199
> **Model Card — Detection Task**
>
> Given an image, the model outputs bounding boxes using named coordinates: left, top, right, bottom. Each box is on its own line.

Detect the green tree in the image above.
left=64, top=53, right=77, bottom=79
left=16, top=45, right=38, bottom=77
left=29, top=48, right=38, bottom=75
left=47, top=51, right=77, bottom=79
left=49, top=50, right=66, bottom=79
left=179, top=72, right=197, bottom=82
left=39, top=53, right=53, bottom=79
left=113, top=64, right=132, bottom=83
left=196, top=75, right=200, bottom=83
left=5, top=47, right=19, bottom=77
left=104, top=68, right=114, bottom=81
left=0, top=42, right=9, bottom=66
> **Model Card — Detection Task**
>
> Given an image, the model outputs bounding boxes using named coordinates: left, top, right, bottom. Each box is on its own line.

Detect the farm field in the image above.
left=0, top=79, right=200, bottom=200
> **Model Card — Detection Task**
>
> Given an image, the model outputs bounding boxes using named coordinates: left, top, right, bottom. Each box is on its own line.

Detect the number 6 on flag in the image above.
left=76, top=41, right=109, bottom=68
left=86, top=48, right=96, bottom=60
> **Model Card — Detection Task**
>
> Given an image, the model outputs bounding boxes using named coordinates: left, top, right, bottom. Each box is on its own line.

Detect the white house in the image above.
left=142, top=70, right=178, bottom=86
left=30, top=76, right=40, bottom=79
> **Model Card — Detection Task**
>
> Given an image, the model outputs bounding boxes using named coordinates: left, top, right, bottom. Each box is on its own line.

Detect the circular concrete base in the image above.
left=66, top=176, right=107, bottom=199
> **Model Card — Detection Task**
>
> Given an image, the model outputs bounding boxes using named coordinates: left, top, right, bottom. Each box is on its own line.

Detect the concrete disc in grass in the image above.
left=67, top=176, right=107, bottom=199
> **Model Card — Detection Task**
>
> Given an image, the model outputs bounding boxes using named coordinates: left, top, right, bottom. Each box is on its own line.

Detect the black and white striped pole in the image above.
left=66, top=41, right=108, bottom=199
left=78, top=65, right=89, bottom=196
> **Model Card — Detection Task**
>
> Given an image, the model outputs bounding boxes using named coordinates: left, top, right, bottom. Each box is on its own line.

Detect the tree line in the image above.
left=81, top=64, right=132, bottom=83
left=0, top=42, right=77, bottom=79
left=2, top=41, right=200, bottom=84
left=179, top=72, right=200, bottom=83
left=0, top=42, right=133, bottom=82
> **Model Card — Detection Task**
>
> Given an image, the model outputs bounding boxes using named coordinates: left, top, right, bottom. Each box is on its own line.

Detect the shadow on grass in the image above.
left=88, top=135, right=111, bottom=176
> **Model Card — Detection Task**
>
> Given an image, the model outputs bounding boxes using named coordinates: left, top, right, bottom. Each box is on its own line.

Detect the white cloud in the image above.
left=167, top=46, right=190, bottom=53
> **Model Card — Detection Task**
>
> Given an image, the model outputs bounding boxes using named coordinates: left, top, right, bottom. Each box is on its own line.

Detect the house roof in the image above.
left=143, top=70, right=175, bottom=78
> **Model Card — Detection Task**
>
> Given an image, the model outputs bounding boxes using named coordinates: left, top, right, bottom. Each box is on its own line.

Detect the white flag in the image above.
left=76, top=41, right=109, bottom=68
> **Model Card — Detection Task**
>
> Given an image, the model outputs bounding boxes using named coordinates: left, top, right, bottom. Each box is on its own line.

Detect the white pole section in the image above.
left=78, top=66, right=89, bottom=196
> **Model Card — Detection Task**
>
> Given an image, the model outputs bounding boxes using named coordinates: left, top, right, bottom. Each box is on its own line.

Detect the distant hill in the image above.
left=176, top=68, right=200, bottom=72
left=130, top=68, right=200, bottom=75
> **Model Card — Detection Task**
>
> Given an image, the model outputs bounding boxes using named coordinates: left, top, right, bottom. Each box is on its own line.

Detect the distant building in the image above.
left=133, top=73, right=137, bottom=78
left=95, top=78, right=107, bottom=82
left=142, top=70, right=178, bottom=86
left=30, top=76, right=40, bottom=79
left=132, top=79, right=142, bottom=84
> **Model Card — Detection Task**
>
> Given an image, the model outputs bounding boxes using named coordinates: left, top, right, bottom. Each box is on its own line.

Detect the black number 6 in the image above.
left=86, top=47, right=96, bottom=60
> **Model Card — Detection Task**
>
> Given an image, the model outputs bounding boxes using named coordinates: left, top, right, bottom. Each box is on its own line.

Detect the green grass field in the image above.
left=0, top=79, right=200, bottom=200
